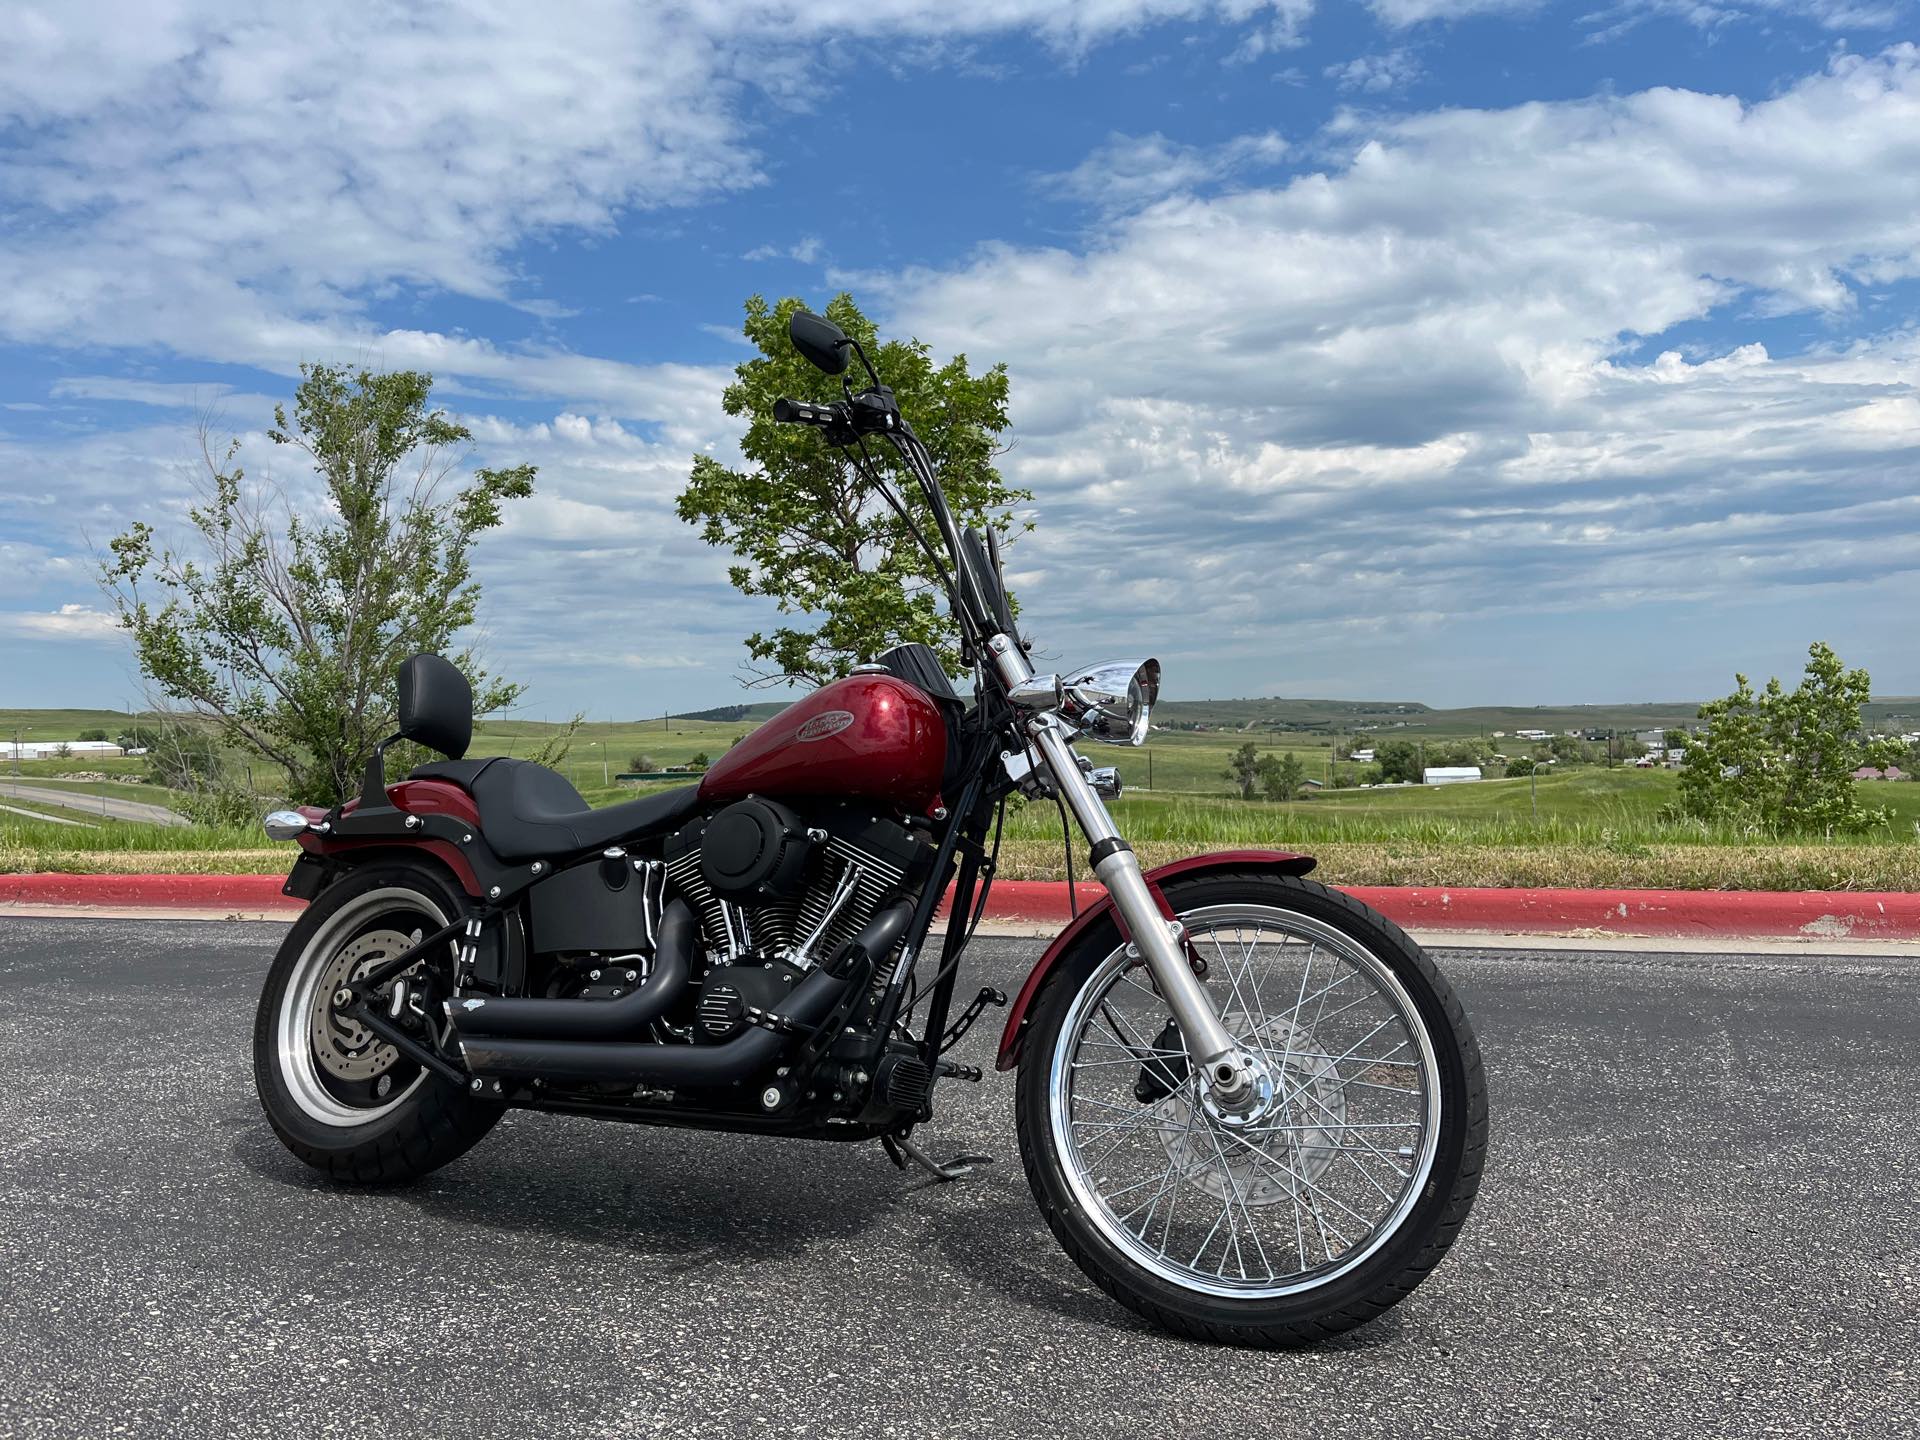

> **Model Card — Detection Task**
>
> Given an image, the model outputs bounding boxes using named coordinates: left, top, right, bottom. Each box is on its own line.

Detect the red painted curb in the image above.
left=0, top=872, right=304, bottom=911
left=2, top=872, right=1915, bottom=940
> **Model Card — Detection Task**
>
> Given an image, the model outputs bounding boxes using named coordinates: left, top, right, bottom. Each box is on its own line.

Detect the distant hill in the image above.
left=666, top=702, right=789, bottom=723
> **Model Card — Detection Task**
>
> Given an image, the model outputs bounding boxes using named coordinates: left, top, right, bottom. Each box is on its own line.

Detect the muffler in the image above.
left=456, top=900, right=913, bottom=1087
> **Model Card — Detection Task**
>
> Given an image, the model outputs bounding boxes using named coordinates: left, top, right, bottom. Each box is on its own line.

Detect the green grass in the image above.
left=6, top=703, right=1918, bottom=890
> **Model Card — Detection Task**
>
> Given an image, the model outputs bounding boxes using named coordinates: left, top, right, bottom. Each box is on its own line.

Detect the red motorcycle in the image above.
left=254, top=310, right=1487, bottom=1345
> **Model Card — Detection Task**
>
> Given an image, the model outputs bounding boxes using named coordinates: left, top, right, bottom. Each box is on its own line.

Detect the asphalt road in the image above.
left=0, top=781, right=187, bottom=826
left=0, top=919, right=1914, bottom=1439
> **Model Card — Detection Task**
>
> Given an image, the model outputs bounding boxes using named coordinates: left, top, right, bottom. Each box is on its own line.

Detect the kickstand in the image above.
left=882, top=1132, right=994, bottom=1182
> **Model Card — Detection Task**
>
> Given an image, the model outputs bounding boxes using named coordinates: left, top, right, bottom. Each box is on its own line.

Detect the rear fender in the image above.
left=993, top=849, right=1316, bottom=1072
left=288, top=778, right=484, bottom=898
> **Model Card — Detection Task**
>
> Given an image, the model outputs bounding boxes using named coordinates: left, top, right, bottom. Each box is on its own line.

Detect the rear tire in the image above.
left=253, top=861, right=503, bottom=1185
left=1014, top=872, right=1487, bottom=1346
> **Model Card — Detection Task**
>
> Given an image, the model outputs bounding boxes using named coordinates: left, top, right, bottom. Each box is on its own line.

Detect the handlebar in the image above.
left=773, top=397, right=844, bottom=427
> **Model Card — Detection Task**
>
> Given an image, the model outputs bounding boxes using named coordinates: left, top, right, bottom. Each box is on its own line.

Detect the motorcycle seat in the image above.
left=408, top=758, right=702, bottom=862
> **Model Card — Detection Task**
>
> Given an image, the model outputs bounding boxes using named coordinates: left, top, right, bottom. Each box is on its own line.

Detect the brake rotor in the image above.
left=1154, top=1013, right=1347, bottom=1208
left=308, top=929, right=416, bottom=1081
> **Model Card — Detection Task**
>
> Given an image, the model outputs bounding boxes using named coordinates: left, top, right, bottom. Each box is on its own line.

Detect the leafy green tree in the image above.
left=1224, top=741, right=1262, bottom=799
left=1677, top=641, right=1900, bottom=832
left=77, top=728, right=108, bottom=742
left=689, top=751, right=711, bottom=770
left=102, top=364, right=536, bottom=805
left=1375, top=739, right=1422, bottom=784
left=1547, top=734, right=1588, bottom=765
left=677, top=294, right=1028, bottom=684
left=1258, top=750, right=1307, bottom=801
left=1505, top=756, right=1536, bottom=778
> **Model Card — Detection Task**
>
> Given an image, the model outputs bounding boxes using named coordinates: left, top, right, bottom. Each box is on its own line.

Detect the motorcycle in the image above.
left=254, top=308, right=1487, bottom=1345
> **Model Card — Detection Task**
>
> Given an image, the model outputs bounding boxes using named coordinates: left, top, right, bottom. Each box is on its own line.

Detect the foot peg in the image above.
left=882, top=1132, right=993, bottom=1182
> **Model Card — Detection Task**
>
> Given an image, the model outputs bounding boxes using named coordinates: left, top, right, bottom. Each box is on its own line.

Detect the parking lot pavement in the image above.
left=0, top=918, right=1914, bottom=1439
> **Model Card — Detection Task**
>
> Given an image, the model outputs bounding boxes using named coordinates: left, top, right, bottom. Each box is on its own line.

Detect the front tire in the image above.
left=253, top=861, right=503, bottom=1184
left=1015, top=871, right=1487, bottom=1346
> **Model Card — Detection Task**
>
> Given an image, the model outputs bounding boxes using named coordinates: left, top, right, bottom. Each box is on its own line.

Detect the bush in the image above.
left=628, top=753, right=658, bottom=773
left=78, top=729, right=108, bottom=743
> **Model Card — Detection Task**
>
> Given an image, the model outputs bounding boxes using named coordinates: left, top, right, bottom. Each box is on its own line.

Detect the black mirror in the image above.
left=789, top=310, right=851, bottom=376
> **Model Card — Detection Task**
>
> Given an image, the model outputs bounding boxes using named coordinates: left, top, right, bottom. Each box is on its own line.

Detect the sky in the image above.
left=1, top=0, right=1917, bottom=718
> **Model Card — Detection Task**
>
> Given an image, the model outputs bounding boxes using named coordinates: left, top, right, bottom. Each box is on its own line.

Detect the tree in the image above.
left=1505, top=756, right=1536, bottom=778
left=628, top=753, right=658, bottom=774
left=677, top=294, right=1028, bottom=685
left=102, top=365, right=536, bottom=806
left=1677, top=641, right=1900, bottom=832
left=1376, top=739, right=1422, bottom=784
left=1224, top=741, right=1262, bottom=799
left=1258, top=750, right=1307, bottom=801
left=78, top=728, right=108, bottom=742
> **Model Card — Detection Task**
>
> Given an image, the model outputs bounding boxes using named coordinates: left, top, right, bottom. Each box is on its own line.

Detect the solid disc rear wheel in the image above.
left=253, top=862, right=503, bottom=1185
left=1014, top=872, right=1486, bottom=1345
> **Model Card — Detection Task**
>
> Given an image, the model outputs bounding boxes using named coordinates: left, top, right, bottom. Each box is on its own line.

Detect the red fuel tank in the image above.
left=699, top=673, right=947, bottom=813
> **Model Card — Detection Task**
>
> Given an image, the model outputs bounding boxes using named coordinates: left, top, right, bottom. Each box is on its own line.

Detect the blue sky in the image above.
left=2, top=0, right=1917, bottom=718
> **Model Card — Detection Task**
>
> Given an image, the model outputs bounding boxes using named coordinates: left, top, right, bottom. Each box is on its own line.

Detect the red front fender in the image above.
left=993, top=848, right=1316, bottom=1072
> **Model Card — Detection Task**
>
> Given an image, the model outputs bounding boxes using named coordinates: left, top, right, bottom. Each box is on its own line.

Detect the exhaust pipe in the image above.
left=451, top=899, right=695, bottom=1041
left=458, top=900, right=914, bottom=1087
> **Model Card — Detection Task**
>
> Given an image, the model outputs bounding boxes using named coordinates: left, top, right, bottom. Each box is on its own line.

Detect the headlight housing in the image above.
left=1061, top=658, right=1160, bottom=746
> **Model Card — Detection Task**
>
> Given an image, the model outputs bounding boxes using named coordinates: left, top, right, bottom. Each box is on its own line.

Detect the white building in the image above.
left=1515, top=729, right=1550, bottom=741
left=1424, top=766, right=1482, bottom=785
left=1349, top=748, right=1376, bottom=763
left=0, top=740, right=126, bottom=760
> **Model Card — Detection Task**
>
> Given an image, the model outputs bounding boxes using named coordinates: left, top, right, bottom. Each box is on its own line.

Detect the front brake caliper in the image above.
left=1132, top=1017, right=1189, bottom=1103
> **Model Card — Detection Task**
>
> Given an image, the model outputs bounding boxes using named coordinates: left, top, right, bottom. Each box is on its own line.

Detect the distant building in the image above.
left=1515, top=729, right=1550, bottom=741
left=0, top=740, right=126, bottom=760
left=1424, top=766, right=1482, bottom=785
left=1349, top=748, right=1375, bottom=763
left=1854, top=766, right=1908, bottom=781
left=1635, top=729, right=1666, bottom=747
left=1300, top=777, right=1324, bottom=790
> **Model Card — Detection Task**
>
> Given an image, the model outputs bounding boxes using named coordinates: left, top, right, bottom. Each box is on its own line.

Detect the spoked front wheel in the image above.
left=1015, top=871, right=1487, bottom=1346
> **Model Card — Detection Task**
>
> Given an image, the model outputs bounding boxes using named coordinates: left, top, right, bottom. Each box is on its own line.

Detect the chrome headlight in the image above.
left=1061, top=658, right=1159, bottom=746
left=262, top=809, right=310, bottom=841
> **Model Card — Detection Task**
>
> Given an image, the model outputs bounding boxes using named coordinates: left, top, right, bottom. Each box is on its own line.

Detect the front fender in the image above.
left=993, top=849, right=1316, bottom=1072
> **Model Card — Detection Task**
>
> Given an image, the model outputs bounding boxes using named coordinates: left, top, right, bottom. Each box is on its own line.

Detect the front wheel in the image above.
left=1015, top=871, right=1487, bottom=1346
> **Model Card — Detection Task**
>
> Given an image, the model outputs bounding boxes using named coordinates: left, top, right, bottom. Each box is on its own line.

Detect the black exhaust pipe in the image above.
left=452, top=898, right=695, bottom=1041
left=458, top=900, right=913, bottom=1087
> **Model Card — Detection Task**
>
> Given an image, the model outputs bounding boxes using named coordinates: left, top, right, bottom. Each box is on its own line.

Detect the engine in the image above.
left=662, top=798, right=934, bottom=1042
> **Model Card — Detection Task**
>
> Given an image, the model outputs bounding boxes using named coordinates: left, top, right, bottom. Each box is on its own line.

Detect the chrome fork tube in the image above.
left=988, top=635, right=1259, bottom=1110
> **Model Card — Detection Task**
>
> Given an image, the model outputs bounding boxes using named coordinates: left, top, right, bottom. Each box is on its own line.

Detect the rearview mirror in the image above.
left=789, top=310, right=851, bottom=376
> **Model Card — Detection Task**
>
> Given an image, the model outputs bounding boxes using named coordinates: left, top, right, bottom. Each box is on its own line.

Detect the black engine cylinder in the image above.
left=699, top=796, right=813, bottom=902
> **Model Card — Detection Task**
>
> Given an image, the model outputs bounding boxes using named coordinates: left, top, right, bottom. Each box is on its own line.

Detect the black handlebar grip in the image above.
left=773, top=397, right=804, bottom=423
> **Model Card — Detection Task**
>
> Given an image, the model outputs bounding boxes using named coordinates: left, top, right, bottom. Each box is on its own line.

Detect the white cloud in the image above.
left=875, top=47, right=1920, bottom=683
left=0, top=1, right=1313, bottom=411
left=1, top=603, right=121, bottom=642
left=1041, top=132, right=1289, bottom=213
left=1324, top=49, right=1423, bottom=93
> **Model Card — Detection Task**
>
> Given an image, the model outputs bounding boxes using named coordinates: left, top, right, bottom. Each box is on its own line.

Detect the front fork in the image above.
left=988, top=638, right=1272, bottom=1123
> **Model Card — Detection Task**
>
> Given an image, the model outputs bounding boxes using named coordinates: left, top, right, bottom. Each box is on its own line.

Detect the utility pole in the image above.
left=1530, top=763, right=1538, bottom=825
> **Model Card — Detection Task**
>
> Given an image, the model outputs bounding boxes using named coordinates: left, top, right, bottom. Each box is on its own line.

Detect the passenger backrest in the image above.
left=396, top=653, right=473, bottom=759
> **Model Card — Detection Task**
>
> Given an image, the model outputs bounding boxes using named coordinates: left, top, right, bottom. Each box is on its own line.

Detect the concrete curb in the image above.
left=2, top=872, right=1917, bottom=941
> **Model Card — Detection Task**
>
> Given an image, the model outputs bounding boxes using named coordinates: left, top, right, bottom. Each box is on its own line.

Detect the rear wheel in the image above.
left=253, top=862, right=502, bottom=1184
left=1015, top=872, right=1486, bottom=1346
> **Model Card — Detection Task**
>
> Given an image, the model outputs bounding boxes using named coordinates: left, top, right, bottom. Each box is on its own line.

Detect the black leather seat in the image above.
left=411, top=758, right=702, bottom=862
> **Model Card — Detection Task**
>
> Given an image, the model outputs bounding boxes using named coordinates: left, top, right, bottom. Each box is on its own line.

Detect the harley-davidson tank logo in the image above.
left=795, top=710, right=856, bottom=742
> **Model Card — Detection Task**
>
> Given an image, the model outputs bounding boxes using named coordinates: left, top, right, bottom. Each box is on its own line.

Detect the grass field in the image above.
left=5, top=704, right=1918, bottom=888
